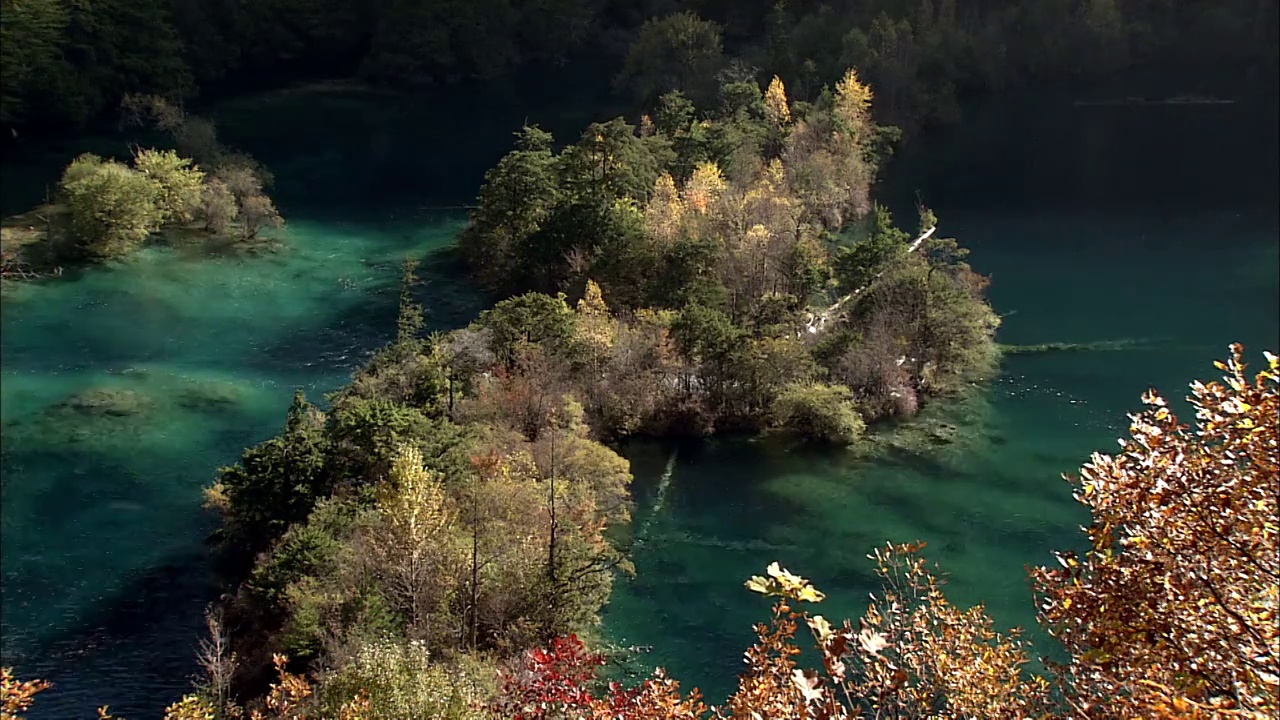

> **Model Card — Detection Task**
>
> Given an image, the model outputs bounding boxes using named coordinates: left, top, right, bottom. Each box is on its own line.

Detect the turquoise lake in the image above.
left=1, top=86, right=1276, bottom=717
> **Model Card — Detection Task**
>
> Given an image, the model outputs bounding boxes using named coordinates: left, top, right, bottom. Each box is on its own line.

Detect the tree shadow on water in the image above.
left=246, top=246, right=485, bottom=380
left=3, top=551, right=219, bottom=720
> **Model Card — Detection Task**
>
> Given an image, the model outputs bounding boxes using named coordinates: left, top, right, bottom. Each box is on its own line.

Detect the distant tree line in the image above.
left=2, top=0, right=1275, bottom=135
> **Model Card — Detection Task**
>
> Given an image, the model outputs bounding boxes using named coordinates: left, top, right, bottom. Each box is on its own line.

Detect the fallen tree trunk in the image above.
left=804, top=224, right=937, bottom=335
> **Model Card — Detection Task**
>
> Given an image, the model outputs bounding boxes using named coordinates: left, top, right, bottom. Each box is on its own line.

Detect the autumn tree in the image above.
left=528, top=396, right=633, bottom=637
left=761, top=75, right=792, bottom=157
left=644, top=173, right=686, bottom=245
left=365, top=445, right=460, bottom=635
left=720, top=548, right=1051, bottom=719
left=783, top=68, right=884, bottom=232
left=491, top=634, right=705, bottom=720
left=59, top=154, right=165, bottom=257
left=583, top=308, right=682, bottom=438
left=683, top=161, right=726, bottom=216
left=763, top=75, right=791, bottom=128
left=457, top=449, right=544, bottom=651
left=572, top=279, right=617, bottom=368
left=1032, top=345, right=1280, bottom=718
left=1, top=668, right=49, bottom=720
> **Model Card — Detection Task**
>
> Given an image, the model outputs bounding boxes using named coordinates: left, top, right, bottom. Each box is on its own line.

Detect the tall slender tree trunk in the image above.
left=548, top=425, right=557, bottom=583
left=470, top=518, right=479, bottom=651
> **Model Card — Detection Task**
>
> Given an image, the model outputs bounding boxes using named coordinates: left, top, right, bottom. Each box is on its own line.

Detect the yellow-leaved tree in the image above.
left=574, top=279, right=617, bottom=364
left=645, top=173, right=686, bottom=244
left=833, top=68, right=874, bottom=135
left=1031, top=344, right=1279, bottom=718
left=763, top=75, right=791, bottom=127
left=682, top=162, right=726, bottom=215
left=367, top=445, right=461, bottom=633
left=724, top=547, right=1051, bottom=719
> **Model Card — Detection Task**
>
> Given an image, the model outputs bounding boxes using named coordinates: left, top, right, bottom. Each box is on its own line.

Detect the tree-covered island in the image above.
left=1, top=97, right=282, bottom=280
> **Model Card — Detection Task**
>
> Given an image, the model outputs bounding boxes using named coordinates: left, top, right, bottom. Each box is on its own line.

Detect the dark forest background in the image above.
left=3, top=0, right=1277, bottom=140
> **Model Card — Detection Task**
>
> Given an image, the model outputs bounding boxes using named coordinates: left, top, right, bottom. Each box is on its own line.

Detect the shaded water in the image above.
left=0, top=85, right=1276, bottom=718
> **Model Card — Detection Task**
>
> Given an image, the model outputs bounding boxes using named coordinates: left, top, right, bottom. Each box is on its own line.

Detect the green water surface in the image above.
left=1, top=88, right=1276, bottom=718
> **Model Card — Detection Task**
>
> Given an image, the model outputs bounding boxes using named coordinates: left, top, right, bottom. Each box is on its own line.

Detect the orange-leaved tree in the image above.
left=723, top=548, right=1052, bottom=719
left=2, top=667, right=49, bottom=720
left=1031, top=344, right=1279, bottom=718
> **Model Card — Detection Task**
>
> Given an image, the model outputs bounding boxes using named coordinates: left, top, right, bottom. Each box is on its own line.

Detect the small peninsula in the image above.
left=172, top=66, right=998, bottom=712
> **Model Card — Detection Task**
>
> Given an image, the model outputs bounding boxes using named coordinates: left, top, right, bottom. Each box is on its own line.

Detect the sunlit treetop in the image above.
left=764, top=75, right=791, bottom=126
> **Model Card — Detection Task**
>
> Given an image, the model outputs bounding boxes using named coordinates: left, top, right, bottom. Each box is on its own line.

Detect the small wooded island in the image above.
left=0, top=96, right=282, bottom=281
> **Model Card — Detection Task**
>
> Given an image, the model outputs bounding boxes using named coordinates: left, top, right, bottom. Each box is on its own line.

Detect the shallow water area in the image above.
left=0, top=208, right=478, bottom=716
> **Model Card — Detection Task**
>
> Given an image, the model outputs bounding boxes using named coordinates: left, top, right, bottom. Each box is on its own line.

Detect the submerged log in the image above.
left=998, top=338, right=1160, bottom=356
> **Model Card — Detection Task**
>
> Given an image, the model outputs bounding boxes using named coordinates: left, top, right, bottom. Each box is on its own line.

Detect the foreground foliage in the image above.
left=1032, top=344, right=1279, bottom=717
left=1, top=668, right=49, bottom=720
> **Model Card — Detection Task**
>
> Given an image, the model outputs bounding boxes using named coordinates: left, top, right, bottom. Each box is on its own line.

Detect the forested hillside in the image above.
left=3, top=0, right=1276, bottom=134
